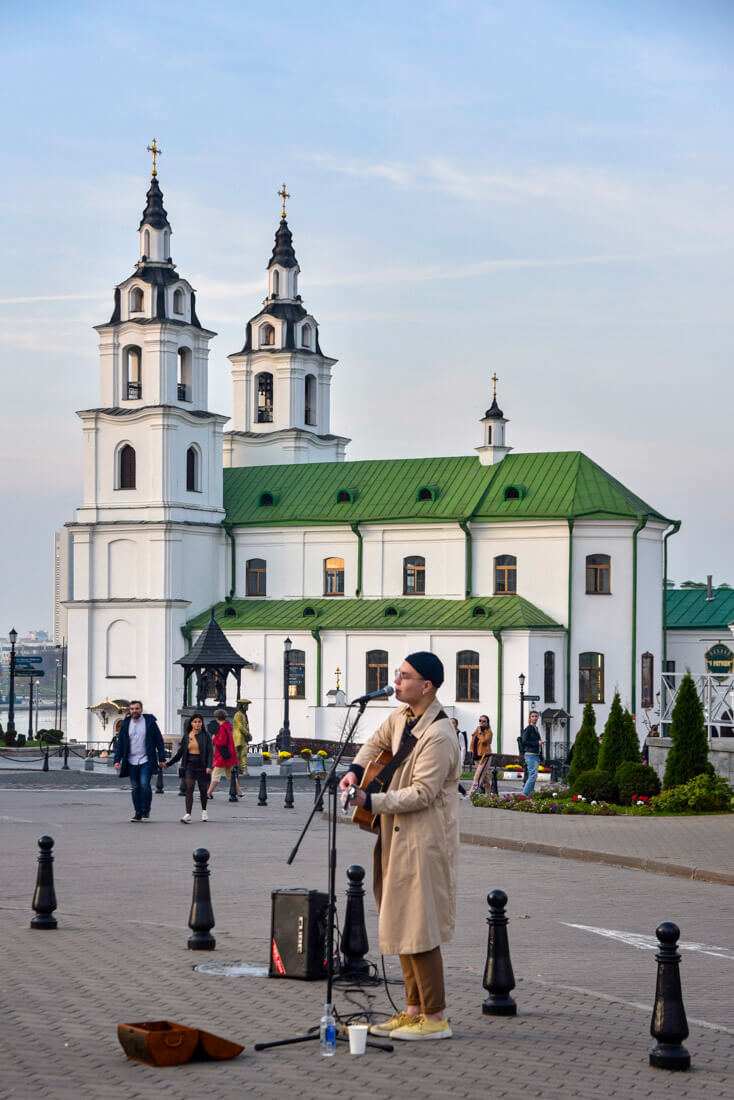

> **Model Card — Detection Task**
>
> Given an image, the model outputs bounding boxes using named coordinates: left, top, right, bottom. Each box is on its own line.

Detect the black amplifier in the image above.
left=269, top=888, right=328, bottom=981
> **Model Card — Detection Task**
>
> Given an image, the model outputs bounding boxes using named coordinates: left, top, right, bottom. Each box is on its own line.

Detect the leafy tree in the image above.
left=568, top=702, right=599, bottom=786
left=598, top=692, right=639, bottom=776
left=663, top=672, right=712, bottom=789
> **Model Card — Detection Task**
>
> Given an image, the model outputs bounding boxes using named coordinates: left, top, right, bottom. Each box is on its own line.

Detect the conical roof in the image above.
left=138, top=176, right=171, bottom=231
left=267, top=218, right=298, bottom=269
left=175, top=609, right=250, bottom=668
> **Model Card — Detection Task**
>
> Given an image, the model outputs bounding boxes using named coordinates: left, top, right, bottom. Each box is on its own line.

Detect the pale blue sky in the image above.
left=1, top=0, right=733, bottom=631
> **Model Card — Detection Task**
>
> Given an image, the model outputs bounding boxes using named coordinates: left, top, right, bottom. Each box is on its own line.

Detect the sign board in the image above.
left=705, top=643, right=734, bottom=683
left=524, top=694, right=541, bottom=702
left=16, top=656, right=43, bottom=663
left=14, top=669, right=45, bottom=678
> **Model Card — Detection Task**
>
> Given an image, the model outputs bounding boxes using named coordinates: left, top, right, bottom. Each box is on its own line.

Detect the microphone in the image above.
left=350, top=684, right=395, bottom=706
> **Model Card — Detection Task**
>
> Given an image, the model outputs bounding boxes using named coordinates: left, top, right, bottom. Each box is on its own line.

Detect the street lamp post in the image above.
left=279, top=636, right=292, bottom=753
left=28, top=676, right=34, bottom=738
left=519, top=672, right=526, bottom=737
left=7, top=627, right=17, bottom=741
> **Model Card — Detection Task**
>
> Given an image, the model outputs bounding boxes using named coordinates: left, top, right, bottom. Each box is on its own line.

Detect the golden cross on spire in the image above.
left=492, top=372, right=498, bottom=398
left=278, top=183, right=290, bottom=219
left=146, top=139, right=162, bottom=177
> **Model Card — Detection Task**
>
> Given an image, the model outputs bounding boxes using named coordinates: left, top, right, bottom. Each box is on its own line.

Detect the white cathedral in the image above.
left=57, top=166, right=678, bottom=755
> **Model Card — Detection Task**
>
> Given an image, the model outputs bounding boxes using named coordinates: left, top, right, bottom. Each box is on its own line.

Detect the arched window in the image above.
left=129, top=286, right=144, bottom=313
left=324, top=557, right=345, bottom=596
left=143, top=229, right=150, bottom=257
left=586, top=554, right=611, bottom=594
left=272, top=270, right=280, bottom=297
left=106, top=619, right=135, bottom=677
left=246, top=558, right=266, bottom=596
left=118, top=444, right=136, bottom=490
left=456, top=650, right=479, bottom=702
left=641, top=652, right=654, bottom=710
left=486, top=426, right=492, bottom=444
left=494, top=554, right=517, bottom=594
left=256, top=372, right=274, bottom=423
left=186, top=446, right=200, bottom=492
left=173, top=288, right=185, bottom=315
left=178, top=348, right=192, bottom=402
left=366, top=649, right=389, bottom=695
left=260, top=323, right=275, bottom=347
left=305, top=374, right=316, bottom=426
left=287, top=648, right=306, bottom=698
left=162, top=229, right=169, bottom=257
left=579, top=652, right=604, bottom=703
left=544, top=651, right=556, bottom=703
left=123, top=345, right=142, bottom=400
left=302, top=323, right=312, bottom=348
left=403, top=555, right=426, bottom=595
left=258, top=491, right=275, bottom=507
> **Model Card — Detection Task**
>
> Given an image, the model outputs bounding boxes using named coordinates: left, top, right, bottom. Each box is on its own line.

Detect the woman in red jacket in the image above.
left=207, top=708, right=243, bottom=798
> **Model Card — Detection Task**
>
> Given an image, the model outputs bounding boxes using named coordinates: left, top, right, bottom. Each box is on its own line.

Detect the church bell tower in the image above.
left=224, top=186, right=350, bottom=467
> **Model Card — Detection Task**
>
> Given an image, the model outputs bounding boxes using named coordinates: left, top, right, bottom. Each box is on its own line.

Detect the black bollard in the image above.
left=31, top=836, right=58, bottom=930
left=42, top=748, right=50, bottom=772
left=178, top=773, right=186, bottom=797
left=342, top=865, right=370, bottom=977
left=188, top=848, right=216, bottom=950
left=313, top=775, right=322, bottom=807
left=62, top=744, right=69, bottom=770
left=257, top=772, right=268, bottom=806
left=490, top=765, right=499, bottom=796
left=649, top=922, right=690, bottom=1071
left=482, top=889, right=516, bottom=1016
left=155, top=766, right=165, bottom=794
left=284, top=772, right=295, bottom=809
left=229, top=766, right=239, bottom=802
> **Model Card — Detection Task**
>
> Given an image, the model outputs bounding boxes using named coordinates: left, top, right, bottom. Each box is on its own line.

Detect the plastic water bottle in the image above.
left=320, top=1003, right=336, bottom=1057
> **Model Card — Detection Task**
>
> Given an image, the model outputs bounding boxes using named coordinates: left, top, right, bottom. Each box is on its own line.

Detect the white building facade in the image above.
left=60, top=170, right=678, bottom=753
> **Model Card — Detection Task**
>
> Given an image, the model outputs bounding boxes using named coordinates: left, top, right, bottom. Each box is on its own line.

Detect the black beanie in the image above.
left=405, top=651, right=444, bottom=688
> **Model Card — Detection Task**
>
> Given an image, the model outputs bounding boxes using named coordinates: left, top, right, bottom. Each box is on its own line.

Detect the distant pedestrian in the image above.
left=165, top=714, right=213, bottom=823
left=207, top=709, right=242, bottom=799
left=233, top=699, right=252, bottom=776
left=469, top=715, right=493, bottom=796
left=520, top=710, right=542, bottom=795
left=113, top=700, right=166, bottom=822
left=451, top=717, right=468, bottom=764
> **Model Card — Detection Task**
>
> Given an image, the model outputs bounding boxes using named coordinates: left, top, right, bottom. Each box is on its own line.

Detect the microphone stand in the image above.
left=254, top=700, right=393, bottom=1054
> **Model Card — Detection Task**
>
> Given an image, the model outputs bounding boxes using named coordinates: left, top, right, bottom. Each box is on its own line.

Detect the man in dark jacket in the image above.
left=520, top=710, right=542, bottom=795
left=113, top=700, right=166, bottom=822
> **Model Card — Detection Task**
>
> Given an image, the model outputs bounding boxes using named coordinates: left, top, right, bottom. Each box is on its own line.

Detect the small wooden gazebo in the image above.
left=175, top=610, right=252, bottom=708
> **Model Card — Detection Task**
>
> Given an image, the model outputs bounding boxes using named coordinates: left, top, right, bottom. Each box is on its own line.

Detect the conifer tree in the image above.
left=598, top=691, right=639, bottom=776
left=663, top=672, right=711, bottom=789
left=568, top=701, right=599, bottom=786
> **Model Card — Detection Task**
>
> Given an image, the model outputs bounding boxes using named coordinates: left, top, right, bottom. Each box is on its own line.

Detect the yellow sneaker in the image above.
left=369, top=1012, right=422, bottom=1037
left=392, top=1017, right=452, bottom=1041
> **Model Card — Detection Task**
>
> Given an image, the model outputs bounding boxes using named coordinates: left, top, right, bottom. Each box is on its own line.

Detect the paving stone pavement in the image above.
left=2, top=786, right=733, bottom=1099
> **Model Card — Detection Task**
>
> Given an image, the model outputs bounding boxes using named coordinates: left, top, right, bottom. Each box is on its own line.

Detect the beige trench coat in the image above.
left=353, top=698, right=461, bottom=955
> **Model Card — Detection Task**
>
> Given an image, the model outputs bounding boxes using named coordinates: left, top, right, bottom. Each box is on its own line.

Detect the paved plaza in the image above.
left=1, top=776, right=733, bottom=1099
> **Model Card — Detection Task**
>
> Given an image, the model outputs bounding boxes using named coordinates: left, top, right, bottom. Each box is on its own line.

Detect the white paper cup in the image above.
left=348, top=1024, right=368, bottom=1055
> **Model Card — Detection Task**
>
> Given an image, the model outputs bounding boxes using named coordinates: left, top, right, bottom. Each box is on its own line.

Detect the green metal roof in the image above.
left=666, top=588, right=734, bottom=630
left=222, top=451, right=671, bottom=527
left=187, top=596, right=563, bottom=634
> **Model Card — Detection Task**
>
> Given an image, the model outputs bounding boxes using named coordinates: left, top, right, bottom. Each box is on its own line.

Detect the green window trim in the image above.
left=416, top=485, right=438, bottom=502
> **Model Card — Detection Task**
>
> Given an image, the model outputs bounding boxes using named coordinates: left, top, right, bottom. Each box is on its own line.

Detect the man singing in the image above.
left=339, top=652, right=460, bottom=1041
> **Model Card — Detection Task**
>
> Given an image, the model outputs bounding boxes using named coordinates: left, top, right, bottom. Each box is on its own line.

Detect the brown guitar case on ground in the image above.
left=117, top=1020, right=244, bottom=1066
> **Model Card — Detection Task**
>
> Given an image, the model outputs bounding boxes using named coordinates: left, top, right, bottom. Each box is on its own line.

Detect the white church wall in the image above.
left=635, top=525, right=666, bottom=722
left=375, top=525, right=465, bottom=600
left=471, top=522, right=569, bottom=620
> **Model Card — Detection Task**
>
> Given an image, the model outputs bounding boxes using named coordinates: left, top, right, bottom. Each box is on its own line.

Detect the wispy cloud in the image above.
left=0, top=291, right=108, bottom=305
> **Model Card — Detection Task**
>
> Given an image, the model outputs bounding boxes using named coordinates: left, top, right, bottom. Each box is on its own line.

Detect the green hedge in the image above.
left=652, top=773, right=733, bottom=813
left=571, top=768, right=619, bottom=803
left=615, top=762, right=660, bottom=805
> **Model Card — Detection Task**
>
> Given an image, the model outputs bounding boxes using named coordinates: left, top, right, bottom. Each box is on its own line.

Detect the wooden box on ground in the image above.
left=117, top=1021, right=244, bottom=1066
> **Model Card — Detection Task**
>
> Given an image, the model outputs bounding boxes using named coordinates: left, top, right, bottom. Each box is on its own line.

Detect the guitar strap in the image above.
left=366, top=709, right=448, bottom=794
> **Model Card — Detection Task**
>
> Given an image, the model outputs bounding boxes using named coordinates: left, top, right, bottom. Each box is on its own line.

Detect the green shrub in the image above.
left=37, top=729, right=63, bottom=744
left=598, top=692, right=639, bottom=776
left=572, top=768, right=619, bottom=803
left=615, top=761, right=661, bottom=805
left=568, top=702, right=599, bottom=786
left=663, top=672, right=712, bottom=789
left=652, top=773, right=733, bottom=814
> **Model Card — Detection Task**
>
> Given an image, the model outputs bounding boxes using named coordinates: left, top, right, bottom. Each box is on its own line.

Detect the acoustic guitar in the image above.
left=349, top=749, right=393, bottom=834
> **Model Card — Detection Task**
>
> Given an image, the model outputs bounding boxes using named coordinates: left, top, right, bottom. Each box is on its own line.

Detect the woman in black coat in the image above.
left=165, top=714, right=213, bottom=823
